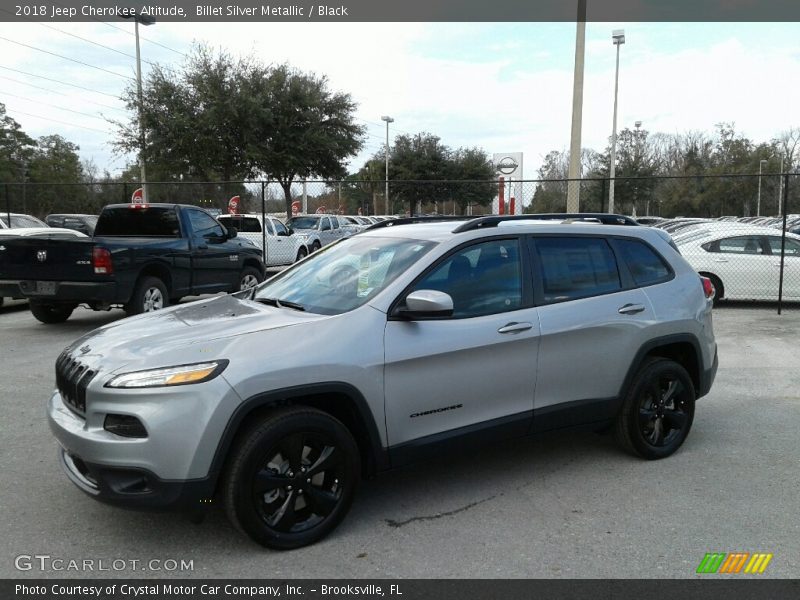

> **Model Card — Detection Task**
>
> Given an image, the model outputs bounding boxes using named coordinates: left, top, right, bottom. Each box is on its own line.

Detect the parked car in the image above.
left=0, top=212, right=47, bottom=228
left=285, top=214, right=349, bottom=251
left=0, top=203, right=265, bottom=323
left=218, top=213, right=309, bottom=265
left=677, top=226, right=800, bottom=302
left=47, top=214, right=716, bottom=549
left=45, top=214, right=98, bottom=236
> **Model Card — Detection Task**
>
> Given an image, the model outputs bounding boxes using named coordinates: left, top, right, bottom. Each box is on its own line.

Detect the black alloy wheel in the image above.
left=224, top=407, right=360, bottom=549
left=615, top=358, right=695, bottom=459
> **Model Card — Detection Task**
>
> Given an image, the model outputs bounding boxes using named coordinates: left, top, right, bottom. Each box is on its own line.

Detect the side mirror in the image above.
left=276, top=230, right=289, bottom=237
left=226, top=226, right=238, bottom=239
left=397, top=290, right=454, bottom=319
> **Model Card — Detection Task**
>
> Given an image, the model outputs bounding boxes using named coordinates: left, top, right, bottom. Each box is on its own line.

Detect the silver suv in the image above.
left=48, top=215, right=718, bottom=549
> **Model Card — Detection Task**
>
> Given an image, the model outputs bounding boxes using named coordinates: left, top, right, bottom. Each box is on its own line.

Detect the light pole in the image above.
left=608, top=29, right=625, bottom=214
left=757, top=159, right=767, bottom=217
left=777, top=154, right=784, bottom=215
left=566, top=0, right=587, bottom=212
left=381, top=116, right=393, bottom=215
left=122, top=14, right=155, bottom=202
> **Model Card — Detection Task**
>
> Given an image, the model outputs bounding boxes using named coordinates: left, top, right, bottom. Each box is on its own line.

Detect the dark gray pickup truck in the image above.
left=0, top=203, right=266, bottom=323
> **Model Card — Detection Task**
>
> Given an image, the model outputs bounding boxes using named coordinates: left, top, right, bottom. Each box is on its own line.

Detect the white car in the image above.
left=217, top=214, right=308, bottom=266
left=0, top=213, right=48, bottom=228
left=677, top=226, right=800, bottom=301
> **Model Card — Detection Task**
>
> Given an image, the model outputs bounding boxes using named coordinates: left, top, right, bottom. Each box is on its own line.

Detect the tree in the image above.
left=0, top=103, right=35, bottom=210
left=444, top=147, right=495, bottom=214
left=252, top=64, right=365, bottom=219
left=26, top=135, right=85, bottom=215
left=387, top=133, right=450, bottom=215
left=113, top=44, right=269, bottom=185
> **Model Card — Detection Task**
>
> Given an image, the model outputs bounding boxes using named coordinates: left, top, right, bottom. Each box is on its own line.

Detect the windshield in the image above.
left=286, top=216, right=321, bottom=230
left=253, top=236, right=436, bottom=315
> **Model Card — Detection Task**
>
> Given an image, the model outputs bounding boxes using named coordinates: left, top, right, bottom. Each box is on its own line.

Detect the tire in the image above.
left=296, top=246, right=308, bottom=262
left=124, top=276, right=168, bottom=316
left=310, top=241, right=321, bottom=253
left=614, top=358, right=696, bottom=460
left=29, top=301, right=75, bottom=324
left=239, top=266, right=263, bottom=291
left=705, top=273, right=724, bottom=306
left=223, top=407, right=360, bottom=550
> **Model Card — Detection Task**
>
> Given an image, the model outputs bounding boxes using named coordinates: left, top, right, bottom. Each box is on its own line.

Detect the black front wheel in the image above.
left=223, top=407, right=360, bottom=550
left=29, top=301, right=75, bottom=324
left=614, top=358, right=695, bottom=459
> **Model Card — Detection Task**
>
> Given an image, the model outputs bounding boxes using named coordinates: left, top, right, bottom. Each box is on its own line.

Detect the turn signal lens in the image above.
left=105, top=361, right=228, bottom=388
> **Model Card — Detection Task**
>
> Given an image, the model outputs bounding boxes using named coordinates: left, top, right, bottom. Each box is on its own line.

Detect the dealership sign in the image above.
left=492, top=153, right=523, bottom=215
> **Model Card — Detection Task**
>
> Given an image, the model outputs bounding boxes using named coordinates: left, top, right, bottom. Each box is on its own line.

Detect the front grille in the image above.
left=55, top=353, right=96, bottom=415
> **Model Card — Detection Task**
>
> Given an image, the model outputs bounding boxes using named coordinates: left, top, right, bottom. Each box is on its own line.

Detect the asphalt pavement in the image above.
left=1, top=299, right=798, bottom=578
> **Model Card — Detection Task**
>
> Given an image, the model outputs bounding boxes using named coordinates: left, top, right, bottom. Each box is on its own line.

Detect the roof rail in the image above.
left=362, top=215, right=473, bottom=231
left=451, top=213, right=639, bottom=233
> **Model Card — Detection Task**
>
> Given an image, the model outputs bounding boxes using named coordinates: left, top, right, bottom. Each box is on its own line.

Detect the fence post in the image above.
left=123, top=182, right=129, bottom=204
left=261, top=181, right=267, bottom=264
left=5, top=183, right=10, bottom=225
left=777, top=173, right=790, bottom=315
left=600, top=178, right=607, bottom=213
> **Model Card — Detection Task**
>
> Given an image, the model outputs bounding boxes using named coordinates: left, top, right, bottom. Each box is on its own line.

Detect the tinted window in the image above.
left=615, top=239, right=671, bottom=286
left=94, top=207, right=181, bottom=237
left=287, top=216, right=320, bottom=230
left=187, top=210, right=225, bottom=238
left=703, top=236, right=765, bottom=254
left=535, top=237, right=621, bottom=303
left=766, top=237, right=800, bottom=256
left=331, top=218, right=340, bottom=230
left=320, top=218, right=332, bottom=231
left=273, top=220, right=288, bottom=235
left=413, top=239, right=523, bottom=318
left=220, top=216, right=262, bottom=233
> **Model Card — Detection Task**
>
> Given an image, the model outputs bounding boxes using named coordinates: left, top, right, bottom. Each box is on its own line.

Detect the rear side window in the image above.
left=615, top=239, right=672, bottom=287
left=535, top=237, right=621, bottom=303
left=95, top=207, right=180, bottom=237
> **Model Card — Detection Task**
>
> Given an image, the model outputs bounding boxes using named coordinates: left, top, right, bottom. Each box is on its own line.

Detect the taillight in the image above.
left=700, top=276, right=714, bottom=299
left=92, top=247, right=113, bottom=275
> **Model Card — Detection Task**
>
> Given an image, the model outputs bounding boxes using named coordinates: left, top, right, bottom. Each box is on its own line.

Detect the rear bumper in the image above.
left=0, top=280, right=117, bottom=303
left=698, top=346, right=718, bottom=398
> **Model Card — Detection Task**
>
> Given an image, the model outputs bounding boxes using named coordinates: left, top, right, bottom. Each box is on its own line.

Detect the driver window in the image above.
left=411, top=239, right=523, bottom=318
left=273, top=220, right=288, bottom=235
left=188, top=210, right=226, bottom=239
left=320, top=218, right=331, bottom=231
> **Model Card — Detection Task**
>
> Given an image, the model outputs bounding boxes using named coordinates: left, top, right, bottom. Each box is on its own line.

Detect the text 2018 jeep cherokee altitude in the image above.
left=47, top=215, right=718, bottom=549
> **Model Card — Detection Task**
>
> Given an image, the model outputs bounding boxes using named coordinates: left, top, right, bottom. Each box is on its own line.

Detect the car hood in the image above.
left=62, top=294, right=328, bottom=372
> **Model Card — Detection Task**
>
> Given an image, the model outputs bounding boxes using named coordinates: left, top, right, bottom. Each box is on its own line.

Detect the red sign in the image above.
left=227, top=195, right=240, bottom=215
left=315, top=205, right=327, bottom=214
left=291, top=200, right=301, bottom=215
left=131, top=188, right=143, bottom=203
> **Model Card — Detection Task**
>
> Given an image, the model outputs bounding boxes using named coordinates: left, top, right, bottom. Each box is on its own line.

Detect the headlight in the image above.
left=105, top=360, right=229, bottom=389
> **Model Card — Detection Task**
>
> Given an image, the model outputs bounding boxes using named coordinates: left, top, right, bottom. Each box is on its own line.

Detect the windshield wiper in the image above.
left=254, top=297, right=306, bottom=311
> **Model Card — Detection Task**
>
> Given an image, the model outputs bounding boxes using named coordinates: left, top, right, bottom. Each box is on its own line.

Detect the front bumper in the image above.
left=47, top=375, right=242, bottom=509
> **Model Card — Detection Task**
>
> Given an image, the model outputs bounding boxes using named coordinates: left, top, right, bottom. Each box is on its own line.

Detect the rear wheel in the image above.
left=29, top=301, right=75, bottom=324
left=614, top=358, right=695, bottom=459
left=124, top=276, right=168, bottom=316
left=223, top=407, right=360, bottom=550
left=296, top=246, right=308, bottom=262
left=310, top=241, right=321, bottom=253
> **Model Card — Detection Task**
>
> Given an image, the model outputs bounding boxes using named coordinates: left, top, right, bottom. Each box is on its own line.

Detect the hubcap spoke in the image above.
left=253, top=468, right=285, bottom=494
left=279, top=434, right=305, bottom=472
left=305, top=486, right=339, bottom=517
left=663, top=409, right=688, bottom=431
left=269, top=491, right=297, bottom=531
left=662, top=379, right=682, bottom=405
left=649, top=417, right=665, bottom=445
left=638, top=407, right=657, bottom=429
left=307, top=445, right=340, bottom=477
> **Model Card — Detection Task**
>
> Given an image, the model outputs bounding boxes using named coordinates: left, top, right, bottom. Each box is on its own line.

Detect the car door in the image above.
left=530, top=235, right=656, bottom=431
left=384, top=237, right=539, bottom=451
left=186, top=209, right=239, bottom=292
left=703, top=235, right=773, bottom=299
left=271, top=218, right=297, bottom=264
left=767, top=235, right=800, bottom=299
left=319, top=217, right=336, bottom=246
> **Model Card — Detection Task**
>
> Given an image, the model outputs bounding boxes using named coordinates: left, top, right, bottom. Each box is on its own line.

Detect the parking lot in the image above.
left=1, top=299, right=798, bottom=579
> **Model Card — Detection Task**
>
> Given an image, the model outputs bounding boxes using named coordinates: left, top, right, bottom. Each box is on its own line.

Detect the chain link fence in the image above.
left=2, top=173, right=799, bottom=309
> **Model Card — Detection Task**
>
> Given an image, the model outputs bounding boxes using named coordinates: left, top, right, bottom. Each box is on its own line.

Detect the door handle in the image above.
left=713, top=258, right=729, bottom=263
left=497, top=322, right=533, bottom=334
left=618, top=303, right=645, bottom=315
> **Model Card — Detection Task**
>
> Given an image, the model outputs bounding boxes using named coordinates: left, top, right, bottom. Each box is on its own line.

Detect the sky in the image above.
left=0, top=20, right=799, bottom=180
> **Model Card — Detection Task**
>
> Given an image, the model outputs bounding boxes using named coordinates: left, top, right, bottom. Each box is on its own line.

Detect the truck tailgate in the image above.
left=0, top=237, right=97, bottom=281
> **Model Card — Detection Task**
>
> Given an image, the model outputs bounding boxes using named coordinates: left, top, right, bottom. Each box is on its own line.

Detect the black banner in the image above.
left=4, top=0, right=800, bottom=22
left=4, top=580, right=800, bottom=600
